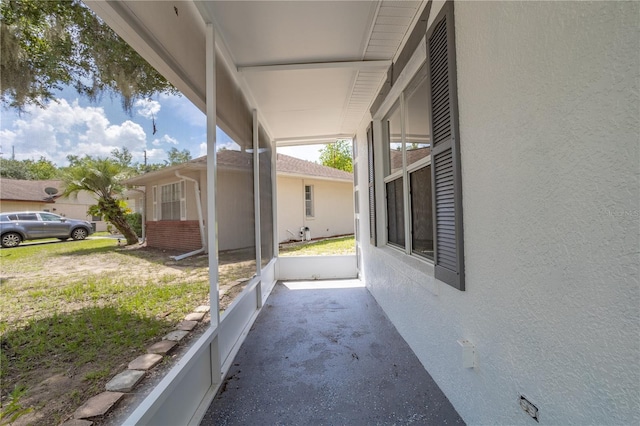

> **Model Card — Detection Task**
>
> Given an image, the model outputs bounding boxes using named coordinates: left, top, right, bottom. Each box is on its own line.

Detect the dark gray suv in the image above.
left=0, top=211, right=94, bottom=248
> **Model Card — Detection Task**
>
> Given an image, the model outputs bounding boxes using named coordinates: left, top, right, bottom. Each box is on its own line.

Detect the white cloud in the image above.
left=145, top=148, right=166, bottom=163
left=134, top=99, right=161, bottom=119
left=159, top=93, right=205, bottom=127
left=151, top=134, right=179, bottom=147
left=199, top=142, right=207, bottom=157
left=277, top=144, right=324, bottom=163
left=1, top=99, right=149, bottom=165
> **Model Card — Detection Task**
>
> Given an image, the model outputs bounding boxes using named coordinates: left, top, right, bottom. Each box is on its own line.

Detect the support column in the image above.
left=253, top=109, right=263, bottom=307
left=205, top=23, right=220, bottom=326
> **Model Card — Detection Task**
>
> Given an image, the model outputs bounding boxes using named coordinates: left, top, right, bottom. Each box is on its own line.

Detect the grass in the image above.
left=278, top=235, right=355, bottom=256
left=0, top=236, right=343, bottom=424
left=0, top=239, right=212, bottom=425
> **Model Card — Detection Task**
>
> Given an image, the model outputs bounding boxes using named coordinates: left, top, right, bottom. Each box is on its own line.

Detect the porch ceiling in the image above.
left=86, top=1, right=425, bottom=145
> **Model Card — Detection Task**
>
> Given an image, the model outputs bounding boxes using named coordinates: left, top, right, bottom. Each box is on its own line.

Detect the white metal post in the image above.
left=253, top=109, right=263, bottom=307
left=272, top=137, right=279, bottom=258
left=206, top=23, right=220, bottom=328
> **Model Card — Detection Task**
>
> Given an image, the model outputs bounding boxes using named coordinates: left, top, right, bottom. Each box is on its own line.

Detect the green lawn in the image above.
left=0, top=239, right=210, bottom=425
left=278, top=235, right=355, bottom=256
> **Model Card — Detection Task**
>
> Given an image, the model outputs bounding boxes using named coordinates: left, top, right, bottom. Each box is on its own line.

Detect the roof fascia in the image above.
left=123, top=162, right=205, bottom=186
left=277, top=172, right=353, bottom=183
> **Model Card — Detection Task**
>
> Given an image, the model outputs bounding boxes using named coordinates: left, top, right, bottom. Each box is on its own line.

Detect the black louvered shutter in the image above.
left=367, top=124, right=377, bottom=245
left=428, top=2, right=464, bottom=290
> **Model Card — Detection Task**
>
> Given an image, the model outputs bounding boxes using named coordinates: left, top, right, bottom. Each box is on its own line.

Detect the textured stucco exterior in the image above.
left=276, top=175, right=354, bottom=243
left=356, top=1, right=639, bottom=425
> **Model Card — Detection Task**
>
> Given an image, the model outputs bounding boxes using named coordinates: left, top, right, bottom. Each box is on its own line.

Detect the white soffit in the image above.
left=88, top=1, right=425, bottom=144
left=203, top=0, right=422, bottom=142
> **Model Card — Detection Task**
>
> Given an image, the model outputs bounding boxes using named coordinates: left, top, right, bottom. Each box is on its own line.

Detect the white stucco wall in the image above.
left=358, top=1, right=639, bottom=425
left=277, top=175, right=354, bottom=243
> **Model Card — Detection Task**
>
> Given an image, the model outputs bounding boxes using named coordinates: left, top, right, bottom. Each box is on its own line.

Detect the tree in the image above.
left=25, top=156, right=59, bottom=179
left=0, top=158, right=31, bottom=179
left=111, top=147, right=133, bottom=169
left=0, top=156, right=59, bottom=179
left=1, top=0, right=176, bottom=112
left=61, top=157, right=138, bottom=245
left=318, top=140, right=353, bottom=172
left=166, top=147, right=192, bottom=166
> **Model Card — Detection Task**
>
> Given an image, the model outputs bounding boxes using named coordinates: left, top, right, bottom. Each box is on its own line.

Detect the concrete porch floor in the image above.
left=200, top=280, right=464, bottom=425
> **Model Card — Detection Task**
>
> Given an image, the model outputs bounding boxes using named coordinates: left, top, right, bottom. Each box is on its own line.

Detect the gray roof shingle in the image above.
left=125, top=151, right=353, bottom=185
left=0, top=178, right=62, bottom=203
left=276, top=153, right=353, bottom=181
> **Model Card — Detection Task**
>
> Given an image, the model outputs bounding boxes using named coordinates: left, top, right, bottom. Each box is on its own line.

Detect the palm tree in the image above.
left=61, top=157, right=139, bottom=245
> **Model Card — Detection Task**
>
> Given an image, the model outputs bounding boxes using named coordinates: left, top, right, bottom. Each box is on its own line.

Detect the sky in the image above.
left=0, top=88, right=324, bottom=167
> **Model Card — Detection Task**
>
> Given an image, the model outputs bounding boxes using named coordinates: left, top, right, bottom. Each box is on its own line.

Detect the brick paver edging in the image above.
left=61, top=305, right=211, bottom=425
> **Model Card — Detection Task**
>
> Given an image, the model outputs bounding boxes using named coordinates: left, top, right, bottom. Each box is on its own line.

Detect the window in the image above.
left=17, top=213, right=38, bottom=221
left=305, top=185, right=314, bottom=217
left=410, top=165, right=433, bottom=259
left=160, top=181, right=185, bottom=220
left=371, top=1, right=463, bottom=289
left=383, top=73, right=432, bottom=258
left=40, top=213, right=62, bottom=222
left=367, top=125, right=377, bottom=245
left=386, top=178, right=405, bottom=247
left=92, top=215, right=102, bottom=222
left=152, top=186, right=157, bottom=221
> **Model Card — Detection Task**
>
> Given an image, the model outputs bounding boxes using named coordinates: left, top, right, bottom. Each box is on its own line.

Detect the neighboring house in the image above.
left=83, top=1, right=639, bottom=425
left=123, top=153, right=354, bottom=251
left=0, top=178, right=107, bottom=232
left=276, top=154, right=353, bottom=243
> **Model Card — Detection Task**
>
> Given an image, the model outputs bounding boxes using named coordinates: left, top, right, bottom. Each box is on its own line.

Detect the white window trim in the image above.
left=381, top=69, right=435, bottom=264
left=152, top=186, right=158, bottom=221
left=159, top=180, right=185, bottom=221
left=304, top=184, right=314, bottom=218
left=180, top=180, right=187, bottom=221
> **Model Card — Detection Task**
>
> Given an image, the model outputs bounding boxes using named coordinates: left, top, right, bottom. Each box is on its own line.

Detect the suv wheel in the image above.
left=71, top=228, right=88, bottom=241
left=1, top=232, right=22, bottom=248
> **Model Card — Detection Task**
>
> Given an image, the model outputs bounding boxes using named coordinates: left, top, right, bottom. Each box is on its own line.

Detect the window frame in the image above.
left=382, top=72, right=434, bottom=261
left=159, top=180, right=185, bottom=221
left=304, top=184, right=314, bottom=218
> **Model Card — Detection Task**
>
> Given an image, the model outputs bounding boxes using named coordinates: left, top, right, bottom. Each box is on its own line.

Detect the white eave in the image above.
left=85, top=0, right=426, bottom=147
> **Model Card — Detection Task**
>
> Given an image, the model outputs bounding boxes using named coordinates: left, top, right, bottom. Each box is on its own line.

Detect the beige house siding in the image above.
left=217, top=168, right=255, bottom=251
left=136, top=168, right=256, bottom=252
left=277, top=176, right=354, bottom=243
left=0, top=200, right=51, bottom=212
left=0, top=192, right=108, bottom=232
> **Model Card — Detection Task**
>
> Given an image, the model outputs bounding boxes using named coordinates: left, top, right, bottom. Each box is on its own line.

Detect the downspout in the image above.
left=170, top=171, right=206, bottom=261
left=128, top=187, right=146, bottom=243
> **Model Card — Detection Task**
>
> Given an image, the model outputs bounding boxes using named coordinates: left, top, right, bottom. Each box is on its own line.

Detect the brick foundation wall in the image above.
left=146, top=221, right=203, bottom=252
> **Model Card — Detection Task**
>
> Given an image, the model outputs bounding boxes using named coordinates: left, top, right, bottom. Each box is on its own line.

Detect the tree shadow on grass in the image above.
left=49, top=244, right=122, bottom=258
left=0, top=306, right=175, bottom=426
left=55, top=244, right=191, bottom=268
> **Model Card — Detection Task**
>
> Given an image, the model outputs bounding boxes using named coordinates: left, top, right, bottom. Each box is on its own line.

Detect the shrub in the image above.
left=125, top=213, right=142, bottom=237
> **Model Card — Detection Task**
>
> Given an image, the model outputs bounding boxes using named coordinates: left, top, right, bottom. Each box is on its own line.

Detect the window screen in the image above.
left=386, top=177, right=405, bottom=248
